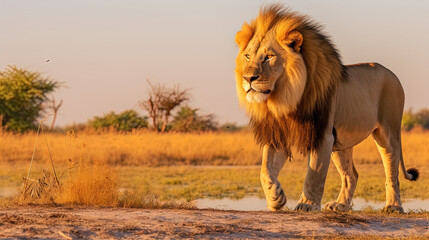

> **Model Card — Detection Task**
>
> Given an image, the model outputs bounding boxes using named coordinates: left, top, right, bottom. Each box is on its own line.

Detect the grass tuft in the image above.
left=56, top=164, right=119, bottom=206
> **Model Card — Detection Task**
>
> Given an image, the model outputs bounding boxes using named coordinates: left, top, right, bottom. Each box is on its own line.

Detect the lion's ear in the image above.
left=235, top=23, right=254, bottom=50
left=282, top=31, right=303, bottom=53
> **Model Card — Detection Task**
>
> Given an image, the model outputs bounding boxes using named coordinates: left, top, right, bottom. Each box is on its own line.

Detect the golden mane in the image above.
left=235, top=4, right=346, bottom=154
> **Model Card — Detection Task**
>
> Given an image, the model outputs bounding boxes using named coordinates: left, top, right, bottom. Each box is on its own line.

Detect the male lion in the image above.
left=235, top=4, right=418, bottom=213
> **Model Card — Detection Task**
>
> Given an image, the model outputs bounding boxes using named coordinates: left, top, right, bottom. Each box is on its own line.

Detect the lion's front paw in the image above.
left=324, top=201, right=350, bottom=212
left=261, top=177, right=287, bottom=211
left=265, top=183, right=287, bottom=211
left=382, top=205, right=404, bottom=213
left=294, top=202, right=320, bottom=212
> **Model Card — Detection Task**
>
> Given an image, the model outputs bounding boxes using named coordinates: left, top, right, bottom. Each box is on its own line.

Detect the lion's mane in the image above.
left=235, top=5, right=347, bottom=154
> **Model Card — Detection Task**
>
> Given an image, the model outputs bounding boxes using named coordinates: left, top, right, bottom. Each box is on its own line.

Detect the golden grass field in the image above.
left=0, top=129, right=428, bottom=208
left=2, top=129, right=429, bottom=166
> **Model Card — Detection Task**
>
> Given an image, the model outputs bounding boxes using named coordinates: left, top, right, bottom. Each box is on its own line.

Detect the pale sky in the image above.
left=1, top=0, right=428, bottom=126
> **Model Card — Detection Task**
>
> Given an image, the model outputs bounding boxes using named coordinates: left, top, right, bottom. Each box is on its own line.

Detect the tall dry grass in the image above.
left=1, top=129, right=428, bottom=167
left=56, top=164, right=119, bottom=206
left=0, top=130, right=261, bottom=166
left=14, top=163, right=119, bottom=206
left=14, top=162, right=192, bottom=208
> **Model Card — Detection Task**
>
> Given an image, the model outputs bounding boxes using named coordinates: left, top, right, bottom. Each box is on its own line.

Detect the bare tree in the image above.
left=47, top=97, right=63, bottom=130
left=159, top=85, right=189, bottom=132
left=140, top=80, right=163, bottom=131
left=140, top=80, right=189, bottom=132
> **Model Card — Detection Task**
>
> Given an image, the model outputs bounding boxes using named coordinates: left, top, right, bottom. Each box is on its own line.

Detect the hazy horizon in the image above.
left=1, top=0, right=428, bottom=127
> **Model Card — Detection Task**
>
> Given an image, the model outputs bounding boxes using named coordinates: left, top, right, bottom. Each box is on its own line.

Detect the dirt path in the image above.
left=0, top=206, right=428, bottom=239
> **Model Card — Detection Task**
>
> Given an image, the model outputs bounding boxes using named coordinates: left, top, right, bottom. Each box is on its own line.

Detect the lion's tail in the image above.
left=405, top=168, right=419, bottom=181
left=400, top=152, right=419, bottom=181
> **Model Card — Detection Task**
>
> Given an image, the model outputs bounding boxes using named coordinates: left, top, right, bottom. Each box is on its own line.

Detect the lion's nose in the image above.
left=243, top=75, right=260, bottom=82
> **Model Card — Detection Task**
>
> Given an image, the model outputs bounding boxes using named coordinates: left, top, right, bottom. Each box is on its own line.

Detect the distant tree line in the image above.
left=86, top=80, right=222, bottom=133
left=85, top=106, right=223, bottom=133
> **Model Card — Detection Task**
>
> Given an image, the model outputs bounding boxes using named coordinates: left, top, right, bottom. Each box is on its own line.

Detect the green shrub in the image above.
left=170, top=106, right=217, bottom=132
left=402, top=108, right=429, bottom=131
left=88, top=110, right=148, bottom=131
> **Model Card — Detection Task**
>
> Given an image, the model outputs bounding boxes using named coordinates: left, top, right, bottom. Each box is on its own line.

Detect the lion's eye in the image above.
left=244, top=54, right=250, bottom=61
left=265, top=54, right=275, bottom=61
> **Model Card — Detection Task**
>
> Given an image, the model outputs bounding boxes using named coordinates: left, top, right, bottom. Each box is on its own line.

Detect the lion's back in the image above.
left=342, top=63, right=404, bottom=108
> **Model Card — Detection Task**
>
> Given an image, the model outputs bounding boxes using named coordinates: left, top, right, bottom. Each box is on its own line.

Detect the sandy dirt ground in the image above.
left=0, top=206, right=428, bottom=239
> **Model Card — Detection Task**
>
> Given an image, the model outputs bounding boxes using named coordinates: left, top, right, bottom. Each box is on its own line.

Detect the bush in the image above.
left=402, top=108, right=429, bottom=131
left=415, top=108, right=429, bottom=129
left=88, top=110, right=148, bottom=132
left=402, top=109, right=418, bottom=131
left=170, top=106, right=217, bottom=132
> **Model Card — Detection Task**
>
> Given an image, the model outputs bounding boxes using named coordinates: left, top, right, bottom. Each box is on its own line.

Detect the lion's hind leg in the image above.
left=372, top=127, right=404, bottom=213
left=324, top=148, right=358, bottom=212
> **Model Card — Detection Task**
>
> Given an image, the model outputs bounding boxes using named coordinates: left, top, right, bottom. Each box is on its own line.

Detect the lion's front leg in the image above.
left=260, top=144, right=287, bottom=211
left=295, top=135, right=334, bottom=212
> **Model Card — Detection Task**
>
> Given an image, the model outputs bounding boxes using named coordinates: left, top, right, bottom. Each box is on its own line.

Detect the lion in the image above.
left=235, top=4, right=419, bottom=213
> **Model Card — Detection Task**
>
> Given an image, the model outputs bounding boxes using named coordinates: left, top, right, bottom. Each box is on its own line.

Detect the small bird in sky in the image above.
left=46, top=59, right=50, bottom=62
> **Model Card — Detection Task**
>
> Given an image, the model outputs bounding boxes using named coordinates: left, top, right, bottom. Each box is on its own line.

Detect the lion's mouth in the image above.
left=247, top=88, right=272, bottom=94
left=246, top=88, right=272, bottom=103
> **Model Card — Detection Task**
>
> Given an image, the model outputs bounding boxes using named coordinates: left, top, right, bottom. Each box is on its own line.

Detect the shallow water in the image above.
left=196, top=196, right=429, bottom=212
left=2, top=186, right=428, bottom=212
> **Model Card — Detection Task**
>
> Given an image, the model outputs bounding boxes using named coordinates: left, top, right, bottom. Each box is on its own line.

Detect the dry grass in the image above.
left=55, top=164, right=119, bottom=206
left=0, top=130, right=260, bottom=166
left=1, top=129, right=428, bottom=167
left=12, top=163, right=118, bottom=207
left=1, top=129, right=428, bottom=208
left=13, top=162, right=193, bottom=208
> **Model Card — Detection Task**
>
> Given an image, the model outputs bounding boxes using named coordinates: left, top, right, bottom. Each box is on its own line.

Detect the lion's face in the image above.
left=236, top=26, right=307, bottom=118
left=239, top=32, right=286, bottom=103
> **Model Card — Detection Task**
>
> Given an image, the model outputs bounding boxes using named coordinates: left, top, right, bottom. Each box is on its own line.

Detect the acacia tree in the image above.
left=140, top=80, right=189, bottom=132
left=0, top=66, right=60, bottom=132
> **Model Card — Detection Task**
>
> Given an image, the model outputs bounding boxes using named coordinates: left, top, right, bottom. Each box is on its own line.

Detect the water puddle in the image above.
left=196, top=196, right=429, bottom=212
